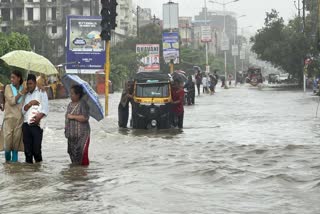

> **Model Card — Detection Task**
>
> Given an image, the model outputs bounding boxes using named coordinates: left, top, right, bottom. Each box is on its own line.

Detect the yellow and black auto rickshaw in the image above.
left=131, top=71, right=172, bottom=129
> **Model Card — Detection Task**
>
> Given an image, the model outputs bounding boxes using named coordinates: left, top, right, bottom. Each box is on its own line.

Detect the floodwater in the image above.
left=1, top=85, right=320, bottom=214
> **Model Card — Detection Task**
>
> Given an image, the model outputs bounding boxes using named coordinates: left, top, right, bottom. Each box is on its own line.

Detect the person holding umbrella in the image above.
left=65, top=85, right=90, bottom=166
left=0, top=70, right=27, bottom=162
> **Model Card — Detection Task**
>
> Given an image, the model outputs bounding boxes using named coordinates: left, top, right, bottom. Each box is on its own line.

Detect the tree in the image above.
left=0, top=32, right=32, bottom=83
left=251, top=10, right=313, bottom=82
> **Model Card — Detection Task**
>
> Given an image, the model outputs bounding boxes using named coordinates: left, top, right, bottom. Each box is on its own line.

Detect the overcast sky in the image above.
left=133, top=0, right=297, bottom=33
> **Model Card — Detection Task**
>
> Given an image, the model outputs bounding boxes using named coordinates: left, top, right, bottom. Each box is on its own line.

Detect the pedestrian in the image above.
left=171, top=80, right=184, bottom=129
left=22, top=74, right=48, bottom=164
left=184, top=76, right=195, bottom=105
left=202, top=75, right=209, bottom=94
left=118, top=81, right=133, bottom=128
left=221, top=75, right=226, bottom=88
left=0, top=70, right=26, bottom=162
left=209, top=74, right=217, bottom=95
left=65, top=85, right=91, bottom=166
left=195, top=69, right=202, bottom=96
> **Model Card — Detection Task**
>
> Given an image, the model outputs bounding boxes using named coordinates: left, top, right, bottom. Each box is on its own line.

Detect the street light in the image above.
left=209, top=0, right=240, bottom=88
left=233, top=14, right=246, bottom=86
left=239, top=25, right=252, bottom=72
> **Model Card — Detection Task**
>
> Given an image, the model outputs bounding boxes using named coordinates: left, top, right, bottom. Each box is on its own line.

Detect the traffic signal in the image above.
left=100, top=0, right=117, bottom=41
left=110, top=0, right=118, bottom=30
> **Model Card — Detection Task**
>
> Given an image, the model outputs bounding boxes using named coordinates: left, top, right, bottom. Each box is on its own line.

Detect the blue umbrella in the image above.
left=62, top=74, right=104, bottom=121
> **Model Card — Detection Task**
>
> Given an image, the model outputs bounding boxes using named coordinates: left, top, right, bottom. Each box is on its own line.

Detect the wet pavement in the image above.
left=1, top=85, right=320, bottom=214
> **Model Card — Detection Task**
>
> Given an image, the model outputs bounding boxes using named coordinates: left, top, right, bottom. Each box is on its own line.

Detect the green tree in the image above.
left=0, top=32, right=32, bottom=83
left=251, top=10, right=312, bottom=82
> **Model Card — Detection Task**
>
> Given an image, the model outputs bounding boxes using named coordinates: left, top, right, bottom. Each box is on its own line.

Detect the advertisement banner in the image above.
left=163, top=3, right=179, bottom=30
left=162, top=32, right=180, bottom=64
left=136, top=44, right=160, bottom=71
left=66, top=16, right=105, bottom=74
left=240, top=49, right=246, bottom=60
left=201, top=26, right=212, bottom=43
left=221, top=33, right=229, bottom=51
left=232, top=45, right=239, bottom=56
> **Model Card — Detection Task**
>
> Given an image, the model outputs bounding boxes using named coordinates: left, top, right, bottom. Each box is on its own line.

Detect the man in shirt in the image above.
left=22, top=74, right=49, bottom=164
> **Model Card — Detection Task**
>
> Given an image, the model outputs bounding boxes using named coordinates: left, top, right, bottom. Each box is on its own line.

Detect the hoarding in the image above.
left=221, top=33, right=229, bottom=51
left=163, top=2, right=179, bottom=30
left=240, top=49, right=246, bottom=60
left=66, top=16, right=105, bottom=74
left=162, top=32, right=180, bottom=64
left=201, top=26, right=212, bottom=43
left=232, top=45, right=239, bottom=56
left=136, top=44, right=160, bottom=71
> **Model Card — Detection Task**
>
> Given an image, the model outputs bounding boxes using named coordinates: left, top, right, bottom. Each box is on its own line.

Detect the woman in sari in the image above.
left=0, top=70, right=26, bottom=162
left=65, top=85, right=90, bottom=166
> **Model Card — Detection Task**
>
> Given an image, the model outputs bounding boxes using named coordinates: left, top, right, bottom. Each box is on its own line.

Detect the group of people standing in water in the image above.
left=0, top=70, right=91, bottom=166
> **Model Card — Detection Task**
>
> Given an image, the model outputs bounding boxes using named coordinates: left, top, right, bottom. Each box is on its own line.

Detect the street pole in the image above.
left=204, top=0, right=209, bottom=72
left=223, top=3, right=227, bottom=88
left=234, top=24, right=237, bottom=86
left=105, top=40, right=110, bottom=116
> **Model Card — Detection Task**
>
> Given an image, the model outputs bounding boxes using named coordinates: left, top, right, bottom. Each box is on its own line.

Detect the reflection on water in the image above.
left=1, top=87, right=320, bottom=214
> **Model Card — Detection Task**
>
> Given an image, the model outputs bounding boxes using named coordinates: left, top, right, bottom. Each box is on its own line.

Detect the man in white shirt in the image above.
left=22, top=74, right=49, bottom=164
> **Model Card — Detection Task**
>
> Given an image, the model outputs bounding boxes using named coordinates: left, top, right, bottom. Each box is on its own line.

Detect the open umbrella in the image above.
left=172, top=70, right=187, bottom=83
left=61, top=74, right=104, bottom=121
left=0, top=50, right=58, bottom=75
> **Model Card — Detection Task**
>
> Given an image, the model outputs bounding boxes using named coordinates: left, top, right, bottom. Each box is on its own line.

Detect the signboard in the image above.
left=221, top=33, right=229, bottom=51
left=163, top=3, right=179, bottom=30
left=206, top=65, right=210, bottom=73
left=66, top=16, right=105, bottom=74
left=201, top=26, right=212, bottom=43
left=240, top=49, right=246, bottom=60
left=162, top=32, right=180, bottom=64
left=232, top=45, right=239, bottom=56
left=136, top=44, right=160, bottom=71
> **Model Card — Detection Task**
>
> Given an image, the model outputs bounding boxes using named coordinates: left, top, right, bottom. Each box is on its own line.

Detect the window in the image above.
left=1, top=27, right=8, bottom=33
left=1, top=0, right=10, bottom=2
left=1, top=9, right=10, bottom=21
left=27, top=8, right=33, bottom=21
left=15, top=8, right=23, bottom=20
left=52, top=7, right=56, bottom=20
left=28, top=0, right=33, bottom=2
left=52, top=26, right=57, bottom=34
left=40, top=8, right=46, bottom=21
left=136, top=83, right=169, bottom=98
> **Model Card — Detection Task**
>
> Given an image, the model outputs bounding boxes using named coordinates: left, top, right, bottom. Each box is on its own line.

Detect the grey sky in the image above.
left=133, top=0, right=297, bottom=32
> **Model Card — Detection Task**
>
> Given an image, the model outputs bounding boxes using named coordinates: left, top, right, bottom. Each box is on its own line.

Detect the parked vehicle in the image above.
left=131, top=71, right=172, bottom=129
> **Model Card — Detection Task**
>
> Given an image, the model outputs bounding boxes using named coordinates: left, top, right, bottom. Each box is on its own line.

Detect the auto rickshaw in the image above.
left=246, top=67, right=263, bottom=86
left=131, top=71, right=172, bottom=129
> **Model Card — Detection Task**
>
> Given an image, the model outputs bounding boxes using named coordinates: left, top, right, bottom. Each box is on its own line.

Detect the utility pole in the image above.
left=137, top=6, right=140, bottom=39
left=101, top=0, right=117, bottom=116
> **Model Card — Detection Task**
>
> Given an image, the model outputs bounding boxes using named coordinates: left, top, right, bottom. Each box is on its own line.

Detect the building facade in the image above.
left=0, top=0, right=136, bottom=63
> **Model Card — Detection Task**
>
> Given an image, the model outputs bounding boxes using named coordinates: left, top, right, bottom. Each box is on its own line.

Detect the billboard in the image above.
left=221, top=33, right=229, bottom=51
left=201, top=26, right=212, bottom=43
left=240, top=49, right=246, bottom=60
left=232, top=45, right=239, bottom=56
left=163, top=3, right=179, bottom=30
left=136, top=44, right=160, bottom=71
left=162, top=32, right=180, bottom=64
left=66, top=16, right=105, bottom=74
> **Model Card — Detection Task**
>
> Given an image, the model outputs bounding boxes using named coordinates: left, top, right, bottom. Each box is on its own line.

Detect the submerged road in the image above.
left=1, top=86, right=320, bottom=214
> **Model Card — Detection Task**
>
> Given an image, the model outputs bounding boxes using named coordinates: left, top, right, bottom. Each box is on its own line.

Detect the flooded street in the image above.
left=1, top=86, right=320, bottom=214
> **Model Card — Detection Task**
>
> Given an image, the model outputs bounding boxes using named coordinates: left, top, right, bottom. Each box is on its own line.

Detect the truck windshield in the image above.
left=136, top=83, right=169, bottom=98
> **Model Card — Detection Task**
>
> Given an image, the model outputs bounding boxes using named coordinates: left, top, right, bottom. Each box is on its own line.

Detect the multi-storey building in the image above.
left=0, top=0, right=136, bottom=63
left=179, top=17, right=192, bottom=47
